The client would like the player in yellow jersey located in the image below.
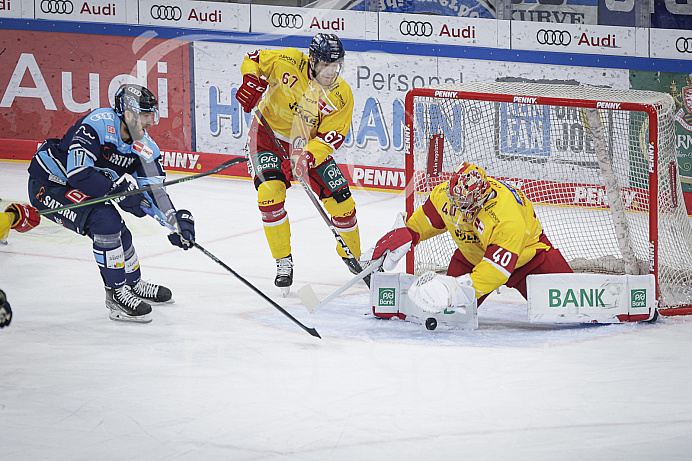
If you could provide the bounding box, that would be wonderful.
[1,203,40,327]
[370,161,572,309]
[235,33,361,295]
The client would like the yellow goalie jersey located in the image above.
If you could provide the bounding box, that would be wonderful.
[406,178,550,297]
[0,212,11,240]
[241,47,354,165]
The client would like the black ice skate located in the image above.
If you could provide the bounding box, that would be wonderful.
[130,279,173,303]
[342,257,373,288]
[275,254,293,297]
[105,285,153,323]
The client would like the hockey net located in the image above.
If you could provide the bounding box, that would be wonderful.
[404,82,692,316]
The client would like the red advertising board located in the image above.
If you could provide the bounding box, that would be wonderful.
[0,29,191,151]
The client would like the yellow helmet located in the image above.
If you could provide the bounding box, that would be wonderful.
[447,162,492,223]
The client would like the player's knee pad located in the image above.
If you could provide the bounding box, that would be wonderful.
[258,180,287,207]
[322,195,355,219]
[258,181,288,227]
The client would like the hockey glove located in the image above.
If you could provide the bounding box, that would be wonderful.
[0,289,11,328]
[167,209,195,250]
[235,74,267,113]
[371,226,419,271]
[291,148,314,179]
[5,203,40,233]
[108,174,147,217]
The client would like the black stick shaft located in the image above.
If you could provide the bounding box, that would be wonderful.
[141,206,321,339]
[38,156,246,216]
[192,242,321,339]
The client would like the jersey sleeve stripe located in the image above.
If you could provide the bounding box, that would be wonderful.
[422,197,446,229]
[481,257,513,278]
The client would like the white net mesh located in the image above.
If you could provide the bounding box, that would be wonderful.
[406,82,692,313]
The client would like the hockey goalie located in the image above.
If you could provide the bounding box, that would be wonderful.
[365,161,657,330]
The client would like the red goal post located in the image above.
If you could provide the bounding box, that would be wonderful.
[404,82,692,316]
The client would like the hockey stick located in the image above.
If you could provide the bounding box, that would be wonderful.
[298,257,383,314]
[142,206,321,339]
[254,112,363,273]
[38,156,246,216]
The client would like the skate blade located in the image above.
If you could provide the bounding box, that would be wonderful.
[108,310,153,324]
[280,286,290,297]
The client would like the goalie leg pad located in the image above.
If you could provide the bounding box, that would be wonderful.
[408,272,476,314]
[527,273,657,323]
[370,272,478,330]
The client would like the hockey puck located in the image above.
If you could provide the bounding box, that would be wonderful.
[425,317,437,330]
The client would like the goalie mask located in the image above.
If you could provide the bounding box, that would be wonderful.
[447,162,492,224]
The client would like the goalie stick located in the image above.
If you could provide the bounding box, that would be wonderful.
[298,257,383,314]
[38,156,247,216]
[141,206,321,339]
[254,112,364,275]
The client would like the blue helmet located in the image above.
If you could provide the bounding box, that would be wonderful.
[114,84,159,123]
[309,33,345,64]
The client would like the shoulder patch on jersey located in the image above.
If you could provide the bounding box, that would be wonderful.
[474,217,485,235]
[133,141,154,160]
[318,98,335,115]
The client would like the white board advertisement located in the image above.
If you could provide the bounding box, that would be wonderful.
[138,0,249,32]
[511,20,637,57]
[250,5,376,41]
[34,0,128,23]
[192,41,628,171]
[651,27,692,61]
[378,11,502,48]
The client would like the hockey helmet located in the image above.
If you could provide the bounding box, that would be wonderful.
[114,84,159,124]
[447,162,492,223]
[309,34,345,82]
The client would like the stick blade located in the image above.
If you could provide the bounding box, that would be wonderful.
[298,284,320,312]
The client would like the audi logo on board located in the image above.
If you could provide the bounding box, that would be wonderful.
[399,21,433,37]
[536,29,571,46]
[676,37,692,53]
[41,0,74,14]
[150,5,182,21]
[271,13,303,29]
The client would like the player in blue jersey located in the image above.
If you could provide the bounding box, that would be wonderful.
[27,84,195,323]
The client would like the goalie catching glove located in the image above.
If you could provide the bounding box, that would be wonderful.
[371,226,419,271]
[408,272,476,313]
[5,203,40,233]
[235,74,268,113]
[167,209,195,250]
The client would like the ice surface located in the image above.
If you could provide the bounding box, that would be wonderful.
[1,162,691,460]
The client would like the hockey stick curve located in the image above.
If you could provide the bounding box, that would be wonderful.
[142,206,321,339]
[298,257,383,314]
[38,156,247,216]
[254,112,363,273]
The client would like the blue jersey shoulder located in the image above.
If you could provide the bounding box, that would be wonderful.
[80,108,120,146]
